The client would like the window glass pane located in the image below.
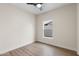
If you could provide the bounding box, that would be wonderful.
[43,20,53,37]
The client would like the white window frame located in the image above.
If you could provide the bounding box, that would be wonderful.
[43,20,53,39]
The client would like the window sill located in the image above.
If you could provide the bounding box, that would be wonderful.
[43,37,54,39]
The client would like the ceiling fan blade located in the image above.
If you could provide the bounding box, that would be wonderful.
[27,3,43,6]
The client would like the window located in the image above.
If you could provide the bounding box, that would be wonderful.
[43,20,53,38]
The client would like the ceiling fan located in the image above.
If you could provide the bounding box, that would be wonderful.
[27,3,43,11]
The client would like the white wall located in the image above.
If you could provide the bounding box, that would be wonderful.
[77,4,79,55]
[36,4,77,51]
[0,4,35,54]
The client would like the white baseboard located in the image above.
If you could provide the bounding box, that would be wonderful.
[37,40,76,52]
[0,41,34,55]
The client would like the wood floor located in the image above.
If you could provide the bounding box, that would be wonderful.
[0,42,77,56]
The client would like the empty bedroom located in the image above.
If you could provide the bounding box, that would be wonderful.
[0,3,79,56]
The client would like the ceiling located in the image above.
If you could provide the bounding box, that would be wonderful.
[11,3,70,15]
